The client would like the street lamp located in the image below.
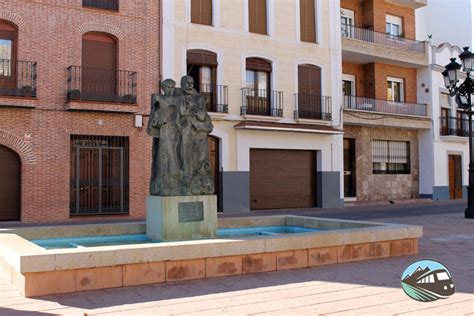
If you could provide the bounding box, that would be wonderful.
[443,47,474,218]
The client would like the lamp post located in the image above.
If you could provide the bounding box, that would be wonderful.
[442,47,474,218]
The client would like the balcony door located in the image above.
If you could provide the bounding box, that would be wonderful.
[340,8,354,38]
[187,49,217,112]
[245,57,271,115]
[387,77,404,103]
[0,20,16,94]
[82,32,117,101]
[298,64,321,119]
[342,73,355,108]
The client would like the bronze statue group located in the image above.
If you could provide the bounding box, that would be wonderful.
[147,76,215,196]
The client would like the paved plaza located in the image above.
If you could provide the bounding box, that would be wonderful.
[0,201,473,315]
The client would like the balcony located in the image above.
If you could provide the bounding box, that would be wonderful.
[67,66,137,104]
[293,93,332,121]
[0,59,37,98]
[241,88,283,117]
[83,0,119,11]
[343,95,427,116]
[341,23,428,67]
[199,84,228,113]
[440,116,469,137]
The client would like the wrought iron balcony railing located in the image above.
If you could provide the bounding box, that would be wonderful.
[67,66,137,104]
[341,23,426,54]
[83,0,119,11]
[294,93,332,120]
[440,116,469,137]
[343,95,427,117]
[199,84,228,113]
[0,59,37,97]
[241,88,283,117]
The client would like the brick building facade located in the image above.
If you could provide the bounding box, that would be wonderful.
[340,0,431,202]
[0,1,160,223]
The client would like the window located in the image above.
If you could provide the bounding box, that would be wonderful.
[83,0,119,11]
[387,77,404,102]
[249,0,267,35]
[437,272,450,281]
[70,135,129,215]
[440,108,450,135]
[191,0,212,25]
[0,20,16,86]
[457,110,469,135]
[82,32,117,101]
[340,8,354,38]
[440,92,450,107]
[297,64,323,118]
[187,49,217,111]
[342,74,355,108]
[372,140,410,174]
[244,57,272,115]
[300,0,316,43]
[386,14,402,39]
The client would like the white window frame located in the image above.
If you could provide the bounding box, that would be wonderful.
[244,0,273,36]
[439,91,452,109]
[387,76,404,103]
[386,14,402,37]
[342,74,355,96]
[185,0,220,27]
[295,0,321,44]
[340,8,355,38]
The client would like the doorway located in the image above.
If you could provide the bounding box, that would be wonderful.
[0,145,20,221]
[344,138,356,198]
[448,154,462,199]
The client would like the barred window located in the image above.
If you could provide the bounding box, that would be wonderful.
[70,135,129,216]
[372,140,410,174]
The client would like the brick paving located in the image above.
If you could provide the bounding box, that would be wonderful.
[1,201,473,315]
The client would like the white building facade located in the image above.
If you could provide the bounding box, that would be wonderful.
[419,43,469,200]
[162,0,344,213]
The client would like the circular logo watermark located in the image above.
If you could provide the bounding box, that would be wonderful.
[401,259,455,302]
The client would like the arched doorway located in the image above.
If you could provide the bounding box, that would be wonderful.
[0,145,20,220]
[208,136,221,211]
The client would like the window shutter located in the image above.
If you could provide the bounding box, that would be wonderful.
[300,0,316,42]
[187,49,218,67]
[246,57,272,72]
[191,0,212,25]
[249,0,267,35]
[82,33,116,70]
[191,0,200,24]
[298,64,321,95]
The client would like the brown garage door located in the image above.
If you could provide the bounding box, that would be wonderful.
[0,145,20,220]
[250,149,316,210]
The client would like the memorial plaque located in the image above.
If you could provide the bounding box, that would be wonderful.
[178,201,204,222]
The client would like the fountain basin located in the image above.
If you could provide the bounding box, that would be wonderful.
[0,215,422,297]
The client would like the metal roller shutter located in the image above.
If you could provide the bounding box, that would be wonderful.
[250,149,316,210]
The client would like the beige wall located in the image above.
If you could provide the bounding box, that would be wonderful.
[164,0,343,174]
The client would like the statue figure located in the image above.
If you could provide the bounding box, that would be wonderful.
[147,79,183,196]
[178,76,214,195]
[147,76,215,196]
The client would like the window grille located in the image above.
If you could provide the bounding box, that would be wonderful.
[372,140,410,174]
[70,135,129,215]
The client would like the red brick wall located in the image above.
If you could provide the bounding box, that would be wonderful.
[340,0,364,28]
[342,62,417,103]
[0,1,160,223]
[372,63,417,103]
[342,62,365,97]
[341,0,415,39]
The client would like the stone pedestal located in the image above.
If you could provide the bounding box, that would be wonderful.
[146,195,217,241]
